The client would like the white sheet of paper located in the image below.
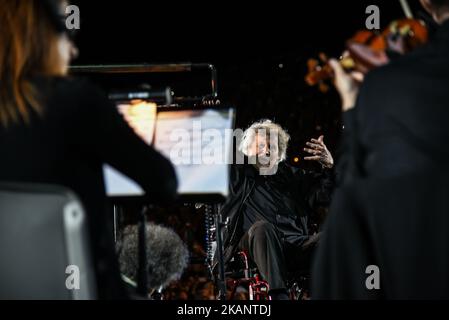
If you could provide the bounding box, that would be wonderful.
[104,107,234,197]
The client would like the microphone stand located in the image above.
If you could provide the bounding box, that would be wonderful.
[137,206,149,297]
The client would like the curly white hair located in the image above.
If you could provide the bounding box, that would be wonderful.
[238,119,291,163]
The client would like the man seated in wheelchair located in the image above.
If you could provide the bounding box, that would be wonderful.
[213,119,335,300]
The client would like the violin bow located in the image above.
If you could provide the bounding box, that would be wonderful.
[399,0,414,18]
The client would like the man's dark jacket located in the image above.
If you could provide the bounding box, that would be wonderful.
[213,161,334,272]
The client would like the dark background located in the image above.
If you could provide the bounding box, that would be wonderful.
[70,0,424,166]
[68,0,431,300]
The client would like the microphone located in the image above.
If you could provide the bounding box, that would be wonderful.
[118,223,189,291]
[109,87,174,105]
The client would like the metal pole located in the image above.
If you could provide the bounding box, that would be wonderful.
[214,205,227,300]
[137,206,148,297]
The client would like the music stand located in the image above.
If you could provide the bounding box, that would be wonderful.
[71,63,231,300]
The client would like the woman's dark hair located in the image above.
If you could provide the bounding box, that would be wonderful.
[0,0,65,127]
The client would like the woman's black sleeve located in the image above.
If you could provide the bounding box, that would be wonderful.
[88,84,178,202]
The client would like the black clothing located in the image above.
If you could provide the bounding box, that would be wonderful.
[239,221,286,289]
[314,171,449,299]
[0,77,178,299]
[213,162,334,283]
[238,220,317,291]
[242,166,307,237]
[312,20,449,299]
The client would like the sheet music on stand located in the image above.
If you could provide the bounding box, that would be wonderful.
[103,105,235,203]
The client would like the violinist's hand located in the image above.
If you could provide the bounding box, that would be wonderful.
[304,135,334,169]
[329,58,363,112]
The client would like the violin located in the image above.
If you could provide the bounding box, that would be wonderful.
[305,1,429,93]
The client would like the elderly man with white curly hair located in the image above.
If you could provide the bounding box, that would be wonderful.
[213,119,335,300]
